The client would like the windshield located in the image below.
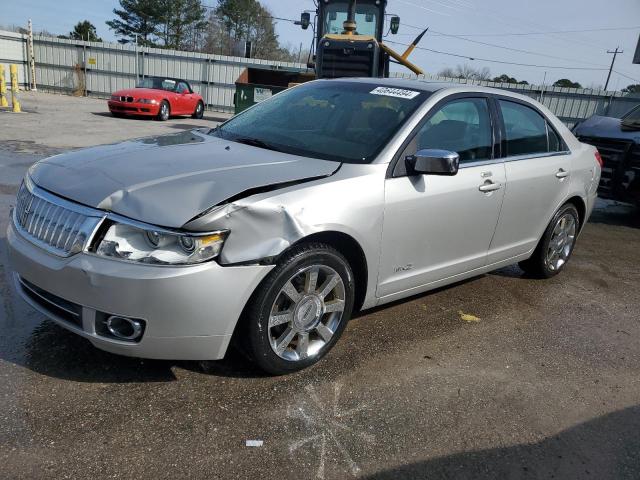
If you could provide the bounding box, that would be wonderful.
[136,77,179,92]
[213,81,427,163]
[323,2,380,37]
[622,105,640,122]
[622,105,640,130]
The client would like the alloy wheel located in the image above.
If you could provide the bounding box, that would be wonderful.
[545,213,577,271]
[268,265,346,362]
[160,103,169,120]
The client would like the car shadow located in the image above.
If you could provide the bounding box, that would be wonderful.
[90,111,228,123]
[352,274,486,320]
[90,111,153,120]
[363,405,640,479]
[6,317,266,383]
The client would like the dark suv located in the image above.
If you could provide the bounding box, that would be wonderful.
[574,105,640,205]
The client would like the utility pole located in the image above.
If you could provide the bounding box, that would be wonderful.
[604,47,623,91]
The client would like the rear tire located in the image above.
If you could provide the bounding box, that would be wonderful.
[192,101,204,119]
[157,100,170,121]
[519,203,579,278]
[242,243,355,375]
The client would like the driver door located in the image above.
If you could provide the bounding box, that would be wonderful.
[377,96,506,299]
[175,81,192,114]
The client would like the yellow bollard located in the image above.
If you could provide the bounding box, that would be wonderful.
[10,64,21,113]
[0,65,7,108]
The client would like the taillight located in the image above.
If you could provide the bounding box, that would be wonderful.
[594,150,603,168]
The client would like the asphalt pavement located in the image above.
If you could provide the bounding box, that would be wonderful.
[1,93,639,480]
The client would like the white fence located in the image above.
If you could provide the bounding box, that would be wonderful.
[0,31,28,88]
[1,29,639,120]
[0,29,307,112]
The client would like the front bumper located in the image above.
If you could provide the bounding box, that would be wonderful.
[108,100,160,116]
[7,221,273,360]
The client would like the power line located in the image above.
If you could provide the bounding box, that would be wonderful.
[400,24,613,69]
[396,0,622,51]
[397,22,640,80]
[384,39,609,71]
[200,4,298,24]
[447,26,640,37]
[613,70,639,83]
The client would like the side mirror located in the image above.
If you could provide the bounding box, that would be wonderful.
[390,16,400,34]
[298,12,311,30]
[406,149,459,176]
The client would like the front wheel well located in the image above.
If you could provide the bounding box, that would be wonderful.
[288,231,368,312]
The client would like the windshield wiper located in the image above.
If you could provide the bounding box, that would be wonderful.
[232,137,283,152]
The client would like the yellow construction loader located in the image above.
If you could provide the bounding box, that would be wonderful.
[234,0,426,113]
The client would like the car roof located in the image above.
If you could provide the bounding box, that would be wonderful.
[334,77,536,103]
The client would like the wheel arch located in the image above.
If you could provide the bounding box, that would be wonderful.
[565,195,587,230]
[285,231,369,313]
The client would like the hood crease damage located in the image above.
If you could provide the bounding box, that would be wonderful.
[28,130,342,228]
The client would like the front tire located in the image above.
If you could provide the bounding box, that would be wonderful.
[192,101,204,119]
[157,100,170,121]
[519,203,579,278]
[243,243,355,375]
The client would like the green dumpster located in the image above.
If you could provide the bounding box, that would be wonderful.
[234,67,315,115]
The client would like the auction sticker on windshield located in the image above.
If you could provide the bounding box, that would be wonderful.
[370,87,420,99]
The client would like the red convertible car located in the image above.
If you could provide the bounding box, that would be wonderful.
[108,77,204,121]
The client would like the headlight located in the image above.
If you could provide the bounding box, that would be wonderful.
[137,98,158,104]
[95,222,228,265]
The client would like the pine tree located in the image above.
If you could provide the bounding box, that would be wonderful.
[66,21,102,42]
[106,0,163,46]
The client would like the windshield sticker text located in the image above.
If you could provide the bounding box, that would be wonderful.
[370,87,420,99]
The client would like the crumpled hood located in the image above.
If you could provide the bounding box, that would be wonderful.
[29,130,340,228]
[574,115,640,141]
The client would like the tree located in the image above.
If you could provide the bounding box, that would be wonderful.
[155,0,207,50]
[106,0,162,46]
[64,20,102,42]
[622,84,640,94]
[553,78,582,89]
[438,64,491,81]
[107,0,207,49]
[492,74,528,85]
[204,0,290,60]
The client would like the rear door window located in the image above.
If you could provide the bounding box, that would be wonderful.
[499,100,549,156]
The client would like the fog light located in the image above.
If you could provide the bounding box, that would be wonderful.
[106,315,143,341]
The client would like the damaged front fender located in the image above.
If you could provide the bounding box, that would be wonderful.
[183,164,387,269]
[193,200,318,264]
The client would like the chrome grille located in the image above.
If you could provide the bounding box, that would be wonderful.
[14,181,104,257]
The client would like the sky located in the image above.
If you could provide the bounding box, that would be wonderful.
[3,0,640,89]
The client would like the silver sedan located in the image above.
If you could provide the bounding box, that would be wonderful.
[8,78,601,374]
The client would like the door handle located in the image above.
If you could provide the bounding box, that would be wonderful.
[478,181,502,193]
[555,168,569,179]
